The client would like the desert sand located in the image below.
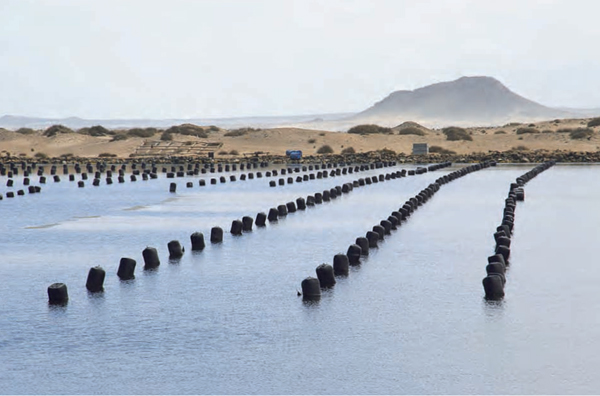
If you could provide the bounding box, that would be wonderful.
[0,118,599,160]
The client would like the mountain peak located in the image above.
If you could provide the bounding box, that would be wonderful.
[355,76,571,127]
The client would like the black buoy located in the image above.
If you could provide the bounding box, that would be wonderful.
[169,182,177,193]
[242,216,253,231]
[268,208,279,222]
[211,226,224,243]
[316,264,336,288]
[277,204,288,217]
[255,212,267,227]
[142,247,160,269]
[482,275,505,300]
[366,231,379,248]
[231,220,243,235]
[372,225,385,240]
[117,258,136,280]
[355,237,369,256]
[301,277,321,300]
[86,266,106,292]
[333,254,349,276]
[346,244,361,265]
[167,240,184,258]
[48,283,69,304]
[190,232,206,251]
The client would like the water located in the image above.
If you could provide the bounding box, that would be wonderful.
[0,163,597,394]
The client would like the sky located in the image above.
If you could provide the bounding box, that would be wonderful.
[1,0,600,119]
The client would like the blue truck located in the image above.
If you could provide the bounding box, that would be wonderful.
[285,150,302,160]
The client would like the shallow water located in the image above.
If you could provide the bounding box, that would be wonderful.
[0,163,597,394]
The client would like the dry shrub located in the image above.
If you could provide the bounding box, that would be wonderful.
[429,145,456,155]
[341,147,356,154]
[43,125,73,137]
[570,128,594,140]
[442,127,472,141]
[516,127,539,135]
[397,127,426,136]
[317,144,334,154]
[348,124,393,135]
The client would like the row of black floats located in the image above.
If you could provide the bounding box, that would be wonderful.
[482,160,556,300]
[300,162,502,301]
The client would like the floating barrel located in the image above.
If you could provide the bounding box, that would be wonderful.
[316,264,336,288]
[231,220,243,235]
[211,227,223,243]
[86,266,106,292]
[314,193,323,204]
[346,244,361,265]
[496,236,511,248]
[255,212,267,227]
[117,258,136,280]
[169,182,177,193]
[296,197,306,210]
[190,232,206,251]
[199,179,206,186]
[277,204,288,217]
[186,182,193,188]
[333,254,349,276]
[242,216,253,231]
[366,231,379,248]
[48,283,69,304]
[379,220,392,235]
[387,216,398,229]
[482,275,505,300]
[167,240,184,258]
[286,201,297,213]
[142,247,160,269]
[355,237,369,255]
[269,181,276,187]
[306,196,315,206]
[301,277,321,300]
[372,225,385,240]
[268,208,279,222]
[486,262,506,275]
[496,245,510,262]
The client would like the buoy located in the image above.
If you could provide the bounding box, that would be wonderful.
[231,220,243,235]
[316,264,336,288]
[355,237,369,256]
[333,254,349,276]
[366,231,379,248]
[255,212,267,227]
[482,275,505,300]
[301,277,321,300]
[86,266,106,292]
[190,232,206,251]
[142,247,160,269]
[211,226,224,243]
[268,208,279,222]
[117,258,136,280]
[346,244,361,265]
[48,283,69,304]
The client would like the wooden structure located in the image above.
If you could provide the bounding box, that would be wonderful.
[412,143,429,155]
[132,140,223,157]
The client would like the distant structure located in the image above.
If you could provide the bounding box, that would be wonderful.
[412,143,429,155]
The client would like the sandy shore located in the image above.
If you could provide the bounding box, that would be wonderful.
[0,118,599,160]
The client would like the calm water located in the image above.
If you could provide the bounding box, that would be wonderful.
[0,163,598,394]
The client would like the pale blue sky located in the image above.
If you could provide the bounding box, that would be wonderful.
[1,0,599,118]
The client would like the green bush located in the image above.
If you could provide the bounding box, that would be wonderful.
[442,127,472,141]
[43,125,73,137]
[494,130,507,135]
[587,118,600,127]
[110,134,128,142]
[127,128,157,138]
[229,149,239,155]
[208,125,220,132]
[542,130,553,134]
[160,131,173,141]
[341,147,356,154]
[165,124,208,138]
[570,128,594,140]
[15,127,36,135]
[557,128,573,133]
[307,138,316,144]
[34,152,48,159]
[428,145,456,155]
[397,127,426,136]
[224,128,255,137]
[78,125,112,136]
[316,144,334,154]
[347,124,393,135]
[98,152,117,158]
[516,127,539,134]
